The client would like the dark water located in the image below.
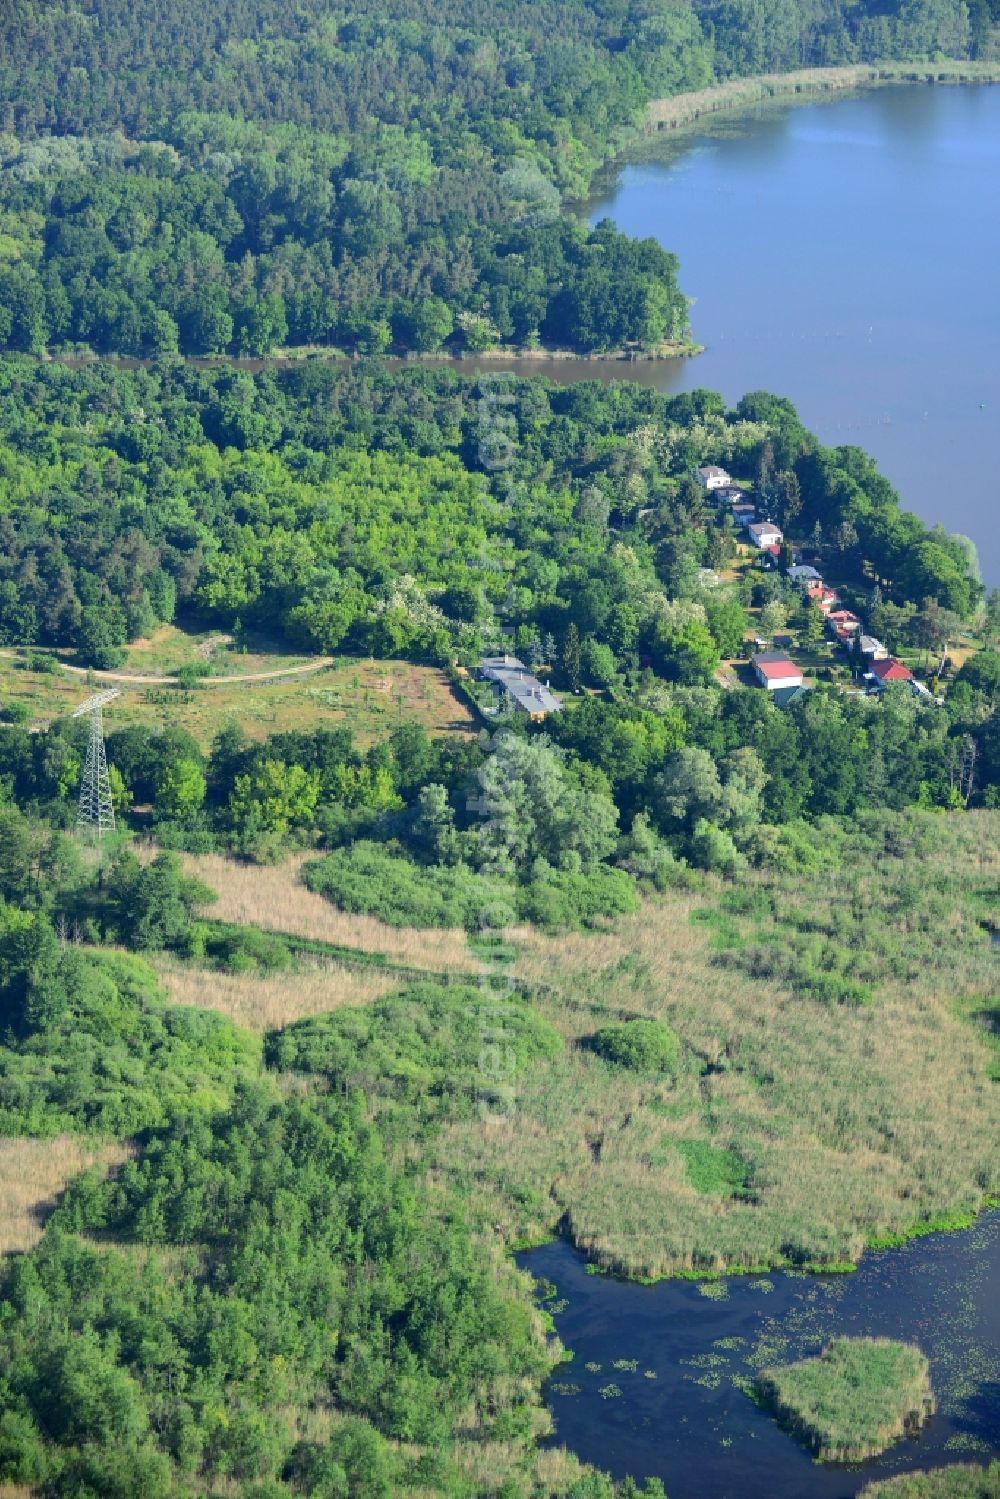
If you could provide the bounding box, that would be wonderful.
[585,82,1000,588]
[518,1211,1000,1498]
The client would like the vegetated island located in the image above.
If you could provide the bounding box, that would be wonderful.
[860,1460,1000,1497]
[755,1337,935,1462]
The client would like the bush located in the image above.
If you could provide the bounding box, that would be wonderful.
[302,843,502,930]
[207,926,293,974]
[0,949,259,1136]
[516,865,639,931]
[590,1018,680,1077]
[268,980,562,1123]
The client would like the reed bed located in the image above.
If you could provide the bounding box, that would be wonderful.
[432,813,1000,1279]
[179,851,482,973]
[859,1462,1000,1497]
[756,1337,935,1462]
[0,1136,132,1255]
[152,957,400,1032]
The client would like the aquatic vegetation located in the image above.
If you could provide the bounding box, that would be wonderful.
[697,1280,729,1300]
[756,1337,935,1462]
[598,1383,623,1399]
[612,1358,639,1371]
[584,1362,603,1374]
[859,1460,1000,1496]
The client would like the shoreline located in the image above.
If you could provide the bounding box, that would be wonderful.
[37,336,704,371]
[641,59,1000,137]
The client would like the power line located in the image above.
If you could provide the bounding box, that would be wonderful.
[70,689,120,839]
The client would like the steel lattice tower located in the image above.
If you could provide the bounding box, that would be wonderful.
[71,689,120,839]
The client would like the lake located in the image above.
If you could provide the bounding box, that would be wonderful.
[518,1210,1000,1498]
[586,81,1000,588]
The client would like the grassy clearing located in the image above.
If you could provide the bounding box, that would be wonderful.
[756,1337,934,1462]
[0,648,474,748]
[0,1136,132,1254]
[179,852,483,974]
[427,812,1000,1278]
[151,956,401,1032]
[860,1462,1000,1497]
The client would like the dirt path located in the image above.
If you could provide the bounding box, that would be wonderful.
[1,650,334,687]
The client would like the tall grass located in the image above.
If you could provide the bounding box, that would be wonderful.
[430,812,1000,1278]
[179,852,482,973]
[859,1461,1000,1497]
[756,1337,934,1462]
[151,957,400,1032]
[0,1137,132,1254]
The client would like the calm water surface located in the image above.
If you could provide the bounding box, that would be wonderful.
[518,1211,1000,1498]
[586,83,1000,586]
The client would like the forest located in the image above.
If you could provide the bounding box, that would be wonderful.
[0,0,993,356]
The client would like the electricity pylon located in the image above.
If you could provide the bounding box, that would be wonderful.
[71,689,120,839]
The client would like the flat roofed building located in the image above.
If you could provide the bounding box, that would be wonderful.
[751,652,804,691]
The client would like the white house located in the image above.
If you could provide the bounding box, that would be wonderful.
[695,465,732,491]
[747,521,783,550]
[751,653,804,691]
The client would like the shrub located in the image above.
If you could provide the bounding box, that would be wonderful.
[302,843,503,930]
[268,980,562,1124]
[516,865,639,931]
[590,1018,680,1077]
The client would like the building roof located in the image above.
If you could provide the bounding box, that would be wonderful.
[870,656,913,683]
[770,683,811,709]
[752,652,802,681]
[697,465,730,479]
[827,609,860,625]
[787,564,823,583]
[479,655,562,714]
[858,635,885,654]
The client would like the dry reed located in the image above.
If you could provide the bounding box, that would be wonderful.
[431,813,1000,1279]
[0,1136,133,1255]
[180,851,482,974]
[152,956,399,1032]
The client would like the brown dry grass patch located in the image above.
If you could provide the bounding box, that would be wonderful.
[152,956,400,1032]
[0,1136,133,1255]
[181,851,482,974]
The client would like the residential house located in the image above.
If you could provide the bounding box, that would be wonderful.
[747,521,783,550]
[478,655,562,721]
[786,564,823,586]
[827,609,861,634]
[868,657,913,689]
[751,652,804,691]
[857,635,888,660]
[695,465,732,491]
[716,485,746,505]
[805,581,841,614]
[732,503,757,527]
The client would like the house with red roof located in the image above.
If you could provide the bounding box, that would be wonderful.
[751,652,804,691]
[869,657,913,688]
